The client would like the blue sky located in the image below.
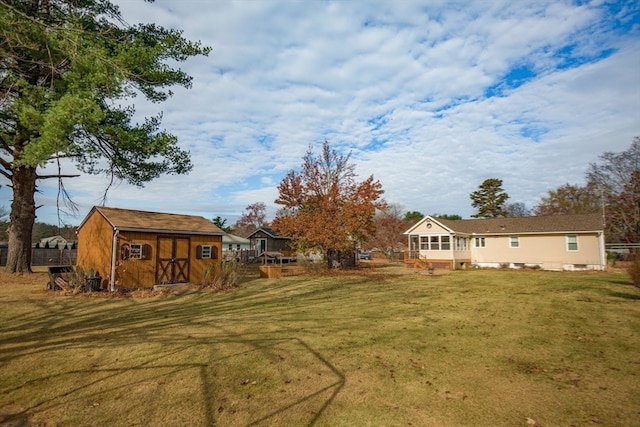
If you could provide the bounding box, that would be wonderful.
[2,0,639,226]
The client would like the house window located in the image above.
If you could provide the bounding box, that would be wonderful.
[420,236,429,250]
[474,237,486,248]
[228,244,233,250]
[441,236,451,250]
[236,244,241,250]
[430,236,440,250]
[418,235,451,250]
[509,236,519,248]
[567,235,578,251]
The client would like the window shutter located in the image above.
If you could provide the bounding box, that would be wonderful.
[142,244,152,260]
[212,246,219,260]
[196,245,203,259]
[121,244,130,260]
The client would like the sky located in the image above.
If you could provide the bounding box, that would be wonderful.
[2,0,639,227]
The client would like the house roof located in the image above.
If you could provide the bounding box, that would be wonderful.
[80,206,224,235]
[245,227,291,240]
[407,213,604,235]
[222,233,250,244]
[40,235,68,243]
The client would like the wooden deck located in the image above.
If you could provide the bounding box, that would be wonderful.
[404,252,453,270]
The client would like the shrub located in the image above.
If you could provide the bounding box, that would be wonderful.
[627,254,640,289]
[202,260,239,291]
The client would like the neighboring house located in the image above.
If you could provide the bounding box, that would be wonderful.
[404,213,605,271]
[76,206,224,290]
[222,233,251,252]
[222,233,251,261]
[39,235,72,249]
[246,227,293,256]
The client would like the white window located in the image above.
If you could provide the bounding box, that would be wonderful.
[441,236,451,250]
[129,243,143,259]
[121,243,150,260]
[228,244,233,250]
[420,236,429,250]
[430,236,440,250]
[567,235,578,251]
[509,236,519,248]
[201,245,213,259]
[474,237,486,248]
[419,235,451,250]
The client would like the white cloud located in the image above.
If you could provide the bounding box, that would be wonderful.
[13,0,638,225]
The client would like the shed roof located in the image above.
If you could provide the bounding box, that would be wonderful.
[246,227,291,240]
[81,206,224,235]
[407,213,604,235]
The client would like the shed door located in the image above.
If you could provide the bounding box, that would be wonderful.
[256,238,267,253]
[157,236,190,284]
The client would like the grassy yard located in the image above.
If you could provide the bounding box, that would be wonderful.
[0,267,638,427]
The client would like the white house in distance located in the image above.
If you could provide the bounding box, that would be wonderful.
[404,213,606,271]
[222,233,250,252]
[38,235,73,249]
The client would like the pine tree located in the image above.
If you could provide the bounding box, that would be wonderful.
[0,0,210,272]
[470,178,509,218]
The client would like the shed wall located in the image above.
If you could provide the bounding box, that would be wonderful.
[76,212,113,289]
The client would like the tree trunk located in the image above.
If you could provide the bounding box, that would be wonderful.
[325,248,356,269]
[5,165,37,273]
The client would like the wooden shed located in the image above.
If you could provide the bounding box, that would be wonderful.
[76,206,224,290]
[246,227,294,257]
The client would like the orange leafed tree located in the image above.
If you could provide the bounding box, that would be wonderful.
[273,141,386,268]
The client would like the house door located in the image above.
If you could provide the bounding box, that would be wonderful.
[157,236,190,284]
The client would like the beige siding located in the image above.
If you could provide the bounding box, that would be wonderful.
[471,233,603,269]
[405,215,604,271]
[410,219,450,234]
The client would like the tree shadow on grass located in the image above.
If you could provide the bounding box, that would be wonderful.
[607,290,640,300]
[0,279,367,426]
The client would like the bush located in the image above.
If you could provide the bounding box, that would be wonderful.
[202,260,239,291]
[627,254,640,289]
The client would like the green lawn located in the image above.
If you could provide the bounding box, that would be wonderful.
[0,268,639,426]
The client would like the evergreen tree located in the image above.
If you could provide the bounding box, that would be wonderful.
[470,178,509,218]
[0,0,210,272]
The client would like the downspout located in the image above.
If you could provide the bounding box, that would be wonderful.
[110,228,119,292]
[451,233,456,270]
[598,231,605,271]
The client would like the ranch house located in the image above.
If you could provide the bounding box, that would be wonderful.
[404,213,606,271]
